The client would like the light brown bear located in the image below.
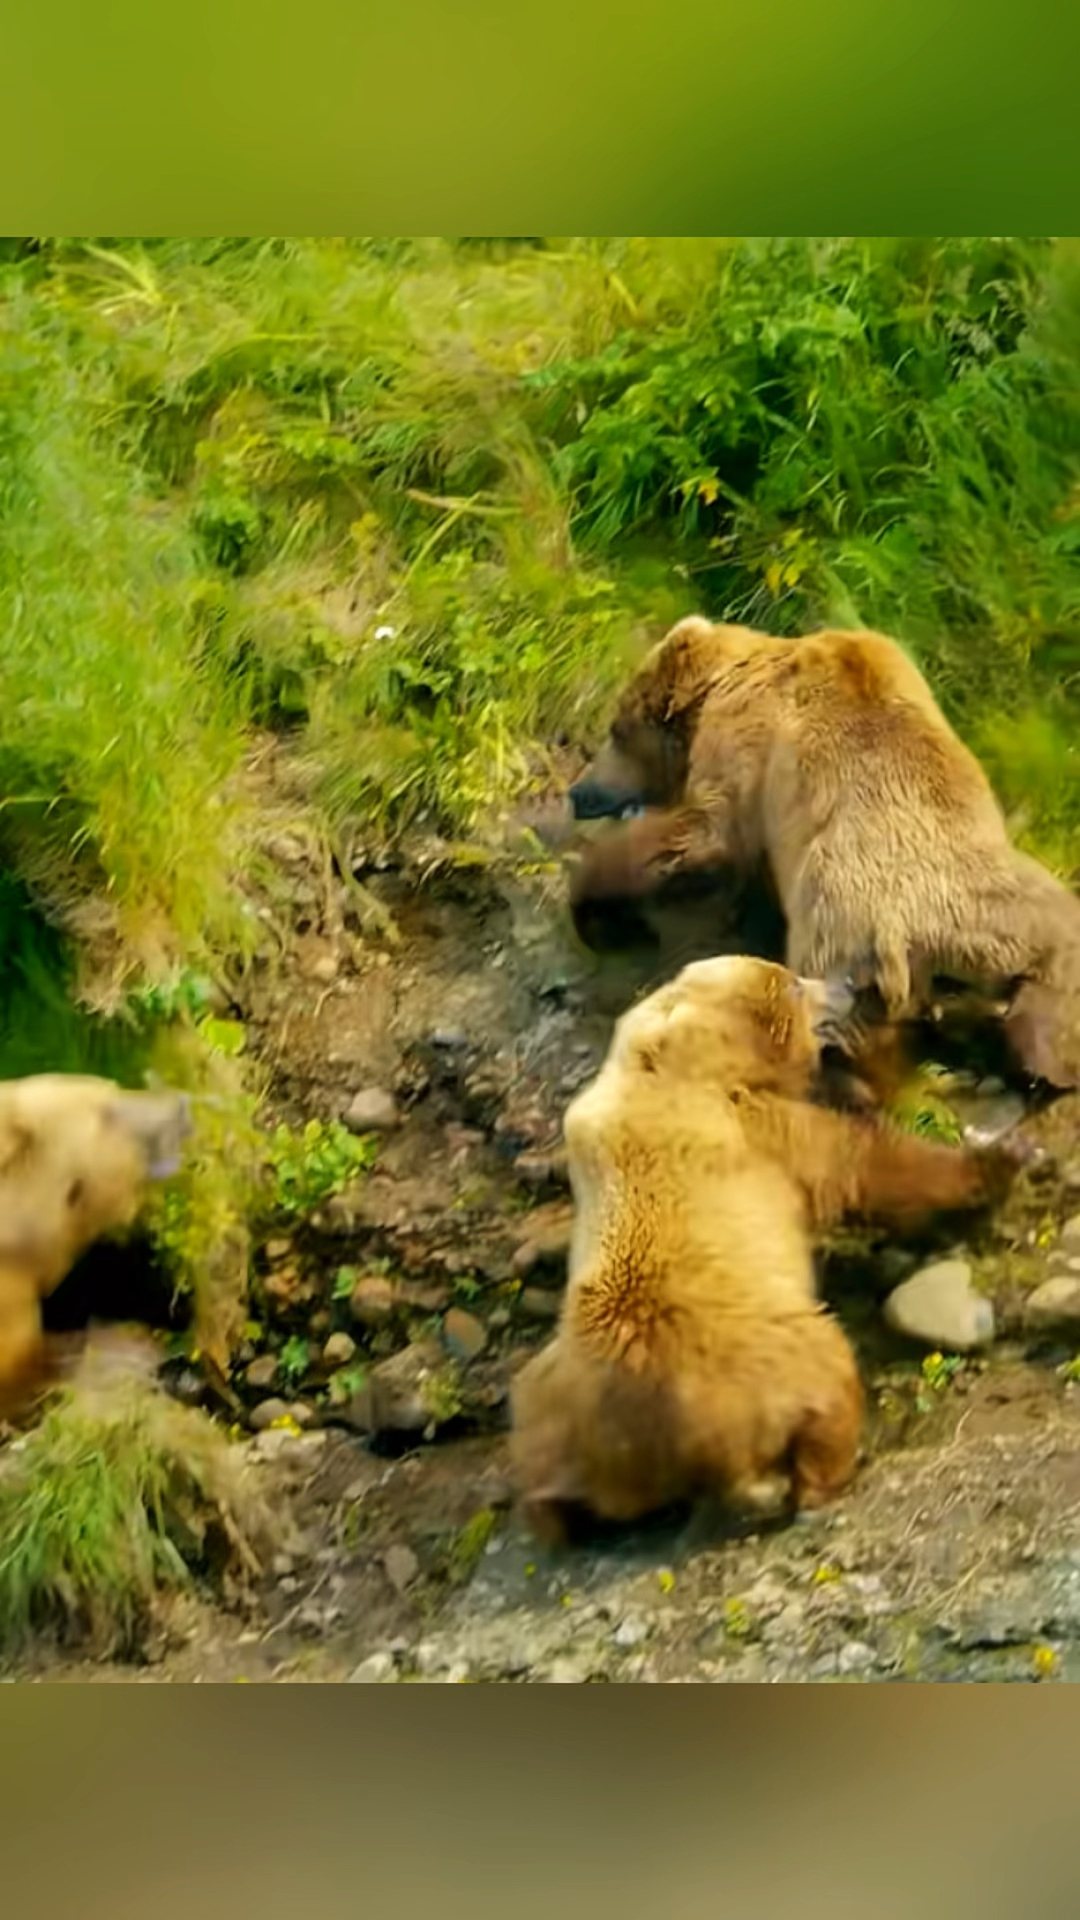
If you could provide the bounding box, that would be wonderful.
[0,1074,191,1417]
[568,618,1080,1090]
[510,955,1027,1542]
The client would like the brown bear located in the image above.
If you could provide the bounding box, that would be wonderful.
[0,1074,191,1418]
[510,955,1027,1542]
[568,617,1080,1090]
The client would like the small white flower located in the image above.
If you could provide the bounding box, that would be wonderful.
[374,624,396,640]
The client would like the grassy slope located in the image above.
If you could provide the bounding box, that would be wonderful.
[3,235,1080,965]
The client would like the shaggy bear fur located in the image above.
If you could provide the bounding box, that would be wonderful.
[0,1075,190,1417]
[510,956,1028,1542]
[568,618,1080,1090]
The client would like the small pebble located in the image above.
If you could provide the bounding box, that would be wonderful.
[322,1331,358,1368]
[344,1087,400,1133]
[250,1397,291,1431]
[349,1651,396,1684]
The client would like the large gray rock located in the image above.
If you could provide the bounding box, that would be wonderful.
[883,1259,995,1352]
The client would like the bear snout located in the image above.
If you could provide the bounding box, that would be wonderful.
[568,775,638,821]
[805,974,857,1039]
[109,1089,192,1180]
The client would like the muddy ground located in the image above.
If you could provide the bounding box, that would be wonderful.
[11,740,1080,1684]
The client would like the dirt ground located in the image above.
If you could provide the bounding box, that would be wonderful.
[10,741,1080,1685]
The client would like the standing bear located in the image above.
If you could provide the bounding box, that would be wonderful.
[568,617,1080,1091]
[510,955,1028,1542]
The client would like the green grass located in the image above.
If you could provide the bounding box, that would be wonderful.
[0,1367,271,1656]
[7,235,1080,884]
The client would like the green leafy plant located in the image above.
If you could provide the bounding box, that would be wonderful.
[331,1264,358,1301]
[326,1362,368,1405]
[265,1119,378,1219]
[915,1350,965,1413]
[278,1336,311,1390]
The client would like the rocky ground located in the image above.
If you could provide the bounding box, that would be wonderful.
[11,740,1080,1684]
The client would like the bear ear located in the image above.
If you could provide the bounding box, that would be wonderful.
[0,1111,32,1176]
[1005,991,1080,1093]
[658,620,724,720]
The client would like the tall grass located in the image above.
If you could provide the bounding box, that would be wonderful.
[4,234,1080,953]
[0,1359,272,1655]
[0,274,249,979]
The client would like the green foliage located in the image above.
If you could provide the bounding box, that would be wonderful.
[140,1017,265,1370]
[0,1375,268,1655]
[6,235,1080,873]
[0,272,249,961]
[0,870,152,1083]
[444,1506,498,1585]
[888,1066,964,1145]
[915,1351,966,1414]
[277,1335,311,1389]
[331,1264,358,1301]
[265,1118,377,1219]
[326,1362,368,1405]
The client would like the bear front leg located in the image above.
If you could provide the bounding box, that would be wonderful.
[817,1108,1026,1232]
[0,1280,48,1425]
[741,1097,1027,1235]
[569,802,742,912]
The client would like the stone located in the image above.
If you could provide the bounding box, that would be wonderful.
[287,1401,316,1428]
[322,1331,358,1368]
[511,1210,574,1281]
[613,1616,649,1649]
[383,1544,420,1593]
[264,1238,292,1263]
[244,1351,279,1393]
[397,1281,452,1314]
[368,1340,457,1436]
[250,1397,292,1431]
[1061,1215,1080,1249]
[349,1651,396,1684]
[250,1428,328,1463]
[959,1091,1026,1149]
[520,1288,561,1323]
[513,1149,570,1191]
[443,1308,487,1361]
[1024,1276,1080,1332]
[546,1657,590,1684]
[836,1640,877,1675]
[487,1308,511,1334]
[883,1259,995,1352]
[335,1384,374,1433]
[349,1275,397,1330]
[344,1087,400,1133]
